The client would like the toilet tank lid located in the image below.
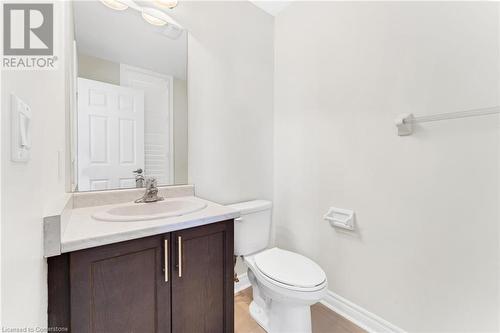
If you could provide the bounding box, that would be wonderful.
[227,200,272,215]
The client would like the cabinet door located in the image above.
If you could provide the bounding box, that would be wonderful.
[70,235,171,333]
[171,220,234,333]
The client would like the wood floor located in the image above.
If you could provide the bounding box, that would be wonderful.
[235,288,366,333]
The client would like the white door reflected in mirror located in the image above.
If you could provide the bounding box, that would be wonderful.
[77,78,145,191]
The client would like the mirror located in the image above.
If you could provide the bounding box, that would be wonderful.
[71,1,187,192]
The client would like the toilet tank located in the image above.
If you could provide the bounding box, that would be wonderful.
[228,200,272,256]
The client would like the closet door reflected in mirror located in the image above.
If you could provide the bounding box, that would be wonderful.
[71,0,188,192]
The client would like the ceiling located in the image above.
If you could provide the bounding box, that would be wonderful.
[249,1,292,16]
[73,1,187,80]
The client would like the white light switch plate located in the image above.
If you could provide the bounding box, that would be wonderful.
[11,94,32,162]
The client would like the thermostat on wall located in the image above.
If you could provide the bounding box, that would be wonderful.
[11,94,32,162]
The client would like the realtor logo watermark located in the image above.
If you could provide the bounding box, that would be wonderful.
[3,3,57,69]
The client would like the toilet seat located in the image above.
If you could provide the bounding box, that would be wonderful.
[254,248,326,290]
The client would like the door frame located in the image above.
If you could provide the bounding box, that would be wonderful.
[120,64,175,184]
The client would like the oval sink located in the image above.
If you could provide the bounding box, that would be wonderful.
[92,200,208,222]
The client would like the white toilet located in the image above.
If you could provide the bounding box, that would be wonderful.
[229,200,328,333]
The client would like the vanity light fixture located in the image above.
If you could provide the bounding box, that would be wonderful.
[154,0,178,9]
[141,7,168,26]
[99,0,183,32]
[100,0,128,11]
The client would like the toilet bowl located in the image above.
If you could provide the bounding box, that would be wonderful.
[244,247,328,333]
[229,200,328,333]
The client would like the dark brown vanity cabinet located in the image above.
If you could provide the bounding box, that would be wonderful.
[48,220,234,333]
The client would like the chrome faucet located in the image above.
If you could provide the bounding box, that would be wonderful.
[135,177,164,203]
[133,168,145,188]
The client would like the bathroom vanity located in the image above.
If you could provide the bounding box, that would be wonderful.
[46,190,239,333]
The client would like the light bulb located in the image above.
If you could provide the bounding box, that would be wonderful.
[100,0,128,11]
[154,0,178,9]
[142,10,168,26]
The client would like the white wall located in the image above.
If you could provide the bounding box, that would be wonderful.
[497,6,500,326]
[498,5,500,329]
[171,1,274,205]
[274,2,499,332]
[1,1,72,327]
[77,53,120,85]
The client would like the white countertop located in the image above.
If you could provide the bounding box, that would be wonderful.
[61,196,239,253]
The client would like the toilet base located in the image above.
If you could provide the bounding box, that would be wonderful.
[249,297,313,333]
[248,270,313,333]
[249,300,270,331]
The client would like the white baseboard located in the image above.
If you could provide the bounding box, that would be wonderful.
[321,290,405,333]
[233,275,404,333]
[234,272,251,293]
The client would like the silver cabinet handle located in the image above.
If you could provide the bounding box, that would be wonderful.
[164,239,168,282]
[178,236,182,278]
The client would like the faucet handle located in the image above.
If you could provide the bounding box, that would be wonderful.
[145,177,157,189]
[133,168,143,175]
